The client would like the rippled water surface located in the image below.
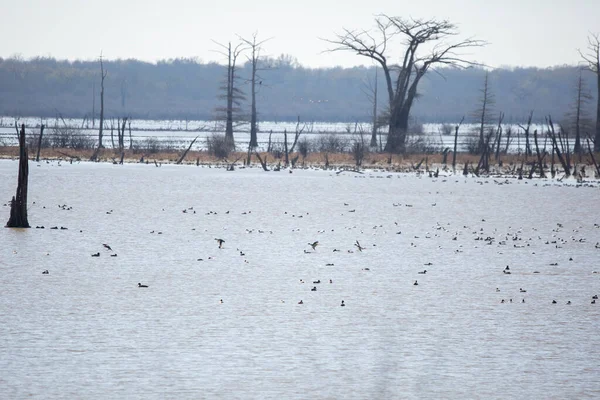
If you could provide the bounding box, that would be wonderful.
[1,160,600,399]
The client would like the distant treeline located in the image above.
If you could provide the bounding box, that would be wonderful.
[0,55,596,124]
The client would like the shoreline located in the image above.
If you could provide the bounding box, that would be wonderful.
[1,146,599,180]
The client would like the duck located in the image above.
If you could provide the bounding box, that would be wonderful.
[91,252,100,257]
[42,270,49,274]
[520,288,527,293]
[552,300,557,304]
[522,299,525,303]
[215,238,225,248]
[341,300,345,307]
[354,240,365,252]
[298,300,304,304]
[418,270,427,274]
[413,280,418,286]
[220,299,223,304]
[496,288,500,292]
[313,280,321,284]
[592,299,596,304]
[311,287,317,291]
[593,295,598,300]
[566,301,571,305]
[308,241,319,250]
[138,283,148,288]
[501,299,505,303]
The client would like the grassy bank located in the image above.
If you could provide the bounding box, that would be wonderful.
[0,146,598,178]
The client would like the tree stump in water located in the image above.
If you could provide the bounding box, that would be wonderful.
[6,124,30,228]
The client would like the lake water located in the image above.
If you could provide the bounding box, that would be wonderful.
[0,116,550,153]
[1,160,600,399]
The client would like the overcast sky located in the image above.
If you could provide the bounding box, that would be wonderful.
[1,0,598,68]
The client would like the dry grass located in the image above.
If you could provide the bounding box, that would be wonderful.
[0,146,598,176]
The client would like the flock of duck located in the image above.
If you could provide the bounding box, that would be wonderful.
[26,171,599,311]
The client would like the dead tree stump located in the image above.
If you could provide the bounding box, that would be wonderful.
[6,124,30,228]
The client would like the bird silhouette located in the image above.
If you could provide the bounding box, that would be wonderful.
[138,283,148,288]
[308,241,319,250]
[103,244,112,251]
[215,238,225,248]
[354,240,365,252]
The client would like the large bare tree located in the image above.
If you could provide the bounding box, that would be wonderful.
[98,53,107,149]
[213,41,247,147]
[568,68,592,157]
[327,15,485,153]
[472,71,495,154]
[239,33,271,149]
[578,33,600,151]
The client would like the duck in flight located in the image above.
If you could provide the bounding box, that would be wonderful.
[215,238,225,248]
[354,240,365,252]
[103,244,112,251]
[308,241,319,250]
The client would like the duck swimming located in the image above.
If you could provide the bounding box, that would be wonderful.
[341,300,345,307]
[138,283,148,288]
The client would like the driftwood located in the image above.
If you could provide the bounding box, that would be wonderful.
[336,168,364,175]
[412,158,425,170]
[176,136,199,164]
[255,152,269,171]
[226,155,243,171]
[6,124,30,228]
[546,116,571,177]
[587,138,600,177]
[56,151,81,161]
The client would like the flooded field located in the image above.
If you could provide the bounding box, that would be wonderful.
[1,160,599,399]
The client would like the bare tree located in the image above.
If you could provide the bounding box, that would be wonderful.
[568,68,593,158]
[472,71,495,154]
[518,111,534,158]
[579,33,600,151]
[360,66,379,147]
[98,53,107,149]
[6,124,30,228]
[35,124,45,162]
[92,81,96,128]
[493,112,505,162]
[326,16,485,153]
[239,33,271,150]
[213,41,247,147]
[452,116,465,172]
